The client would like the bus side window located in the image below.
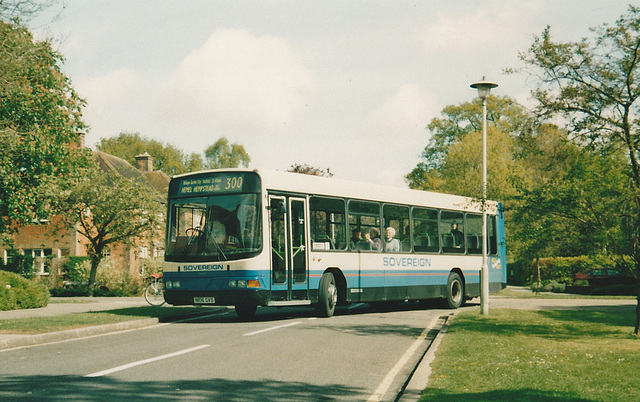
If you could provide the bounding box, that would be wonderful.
[440,211,465,254]
[383,204,409,253]
[348,200,381,252]
[310,197,346,251]
[489,215,498,255]
[412,208,439,253]
[466,214,482,255]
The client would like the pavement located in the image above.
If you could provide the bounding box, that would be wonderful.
[1,288,637,401]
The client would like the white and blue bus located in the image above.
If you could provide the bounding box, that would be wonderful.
[162,169,506,319]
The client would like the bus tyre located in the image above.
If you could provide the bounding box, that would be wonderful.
[317,272,337,318]
[446,272,464,309]
[235,303,257,320]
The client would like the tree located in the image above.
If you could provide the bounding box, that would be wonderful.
[204,137,250,169]
[407,97,531,201]
[53,166,163,295]
[0,0,57,22]
[0,19,90,239]
[516,5,640,335]
[407,96,628,284]
[412,96,532,175]
[288,163,333,177]
[97,132,201,176]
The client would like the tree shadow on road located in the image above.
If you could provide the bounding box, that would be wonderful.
[0,375,366,401]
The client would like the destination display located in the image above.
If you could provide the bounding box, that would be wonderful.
[170,172,261,197]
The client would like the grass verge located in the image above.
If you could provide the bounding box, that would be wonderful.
[0,306,220,334]
[421,308,639,401]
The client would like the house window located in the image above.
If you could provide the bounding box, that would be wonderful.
[139,246,149,259]
[23,249,53,275]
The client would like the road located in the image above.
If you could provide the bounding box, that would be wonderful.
[0,302,454,401]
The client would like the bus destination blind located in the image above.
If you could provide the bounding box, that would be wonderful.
[178,175,244,195]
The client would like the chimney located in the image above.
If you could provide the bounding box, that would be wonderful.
[135,152,153,172]
[71,132,86,149]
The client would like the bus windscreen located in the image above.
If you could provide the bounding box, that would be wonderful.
[166,172,262,262]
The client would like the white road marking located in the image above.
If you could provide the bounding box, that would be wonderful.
[85,344,210,377]
[367,315,440,401]
[243,321,301,336]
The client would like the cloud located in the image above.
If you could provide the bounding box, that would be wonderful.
[154,28,316,135]
[75,68,140,106]
[341,85,437,187]
[363,84,438,137]
[72,68,141,142]
[419,3,536,54]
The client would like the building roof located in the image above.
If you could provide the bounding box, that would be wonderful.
[93,151,170,195]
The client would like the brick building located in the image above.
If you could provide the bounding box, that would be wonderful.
[0,149,169,283]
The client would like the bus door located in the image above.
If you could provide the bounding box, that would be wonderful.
[269,196,309,303]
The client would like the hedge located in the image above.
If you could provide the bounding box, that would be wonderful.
[0,270,50,311]
[509,255,631,286]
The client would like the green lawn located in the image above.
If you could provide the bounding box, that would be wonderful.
[421,308,639,401]
[0,306,219,334]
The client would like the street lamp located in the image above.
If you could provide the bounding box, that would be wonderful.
[470,77,498,315]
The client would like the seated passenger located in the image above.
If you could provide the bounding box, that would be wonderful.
[384,227,400,252]
[350,229,367,250]
[450,223,464,248]
[364,228,382,251]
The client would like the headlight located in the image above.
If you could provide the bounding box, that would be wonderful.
[237,280,247,288]
[228,280,237,288]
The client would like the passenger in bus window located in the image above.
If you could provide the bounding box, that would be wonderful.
[350,229,366,250]
[364,228,382,251]
[450,223,464,248]
[384,227,400,252]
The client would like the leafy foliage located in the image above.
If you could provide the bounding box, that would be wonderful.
[288,163,333,177]
[0,19,91,238]
[97,132,202,176]
[97,132,251,175]
[204,137,250,169]
[515,5,640,334]
[1,253,35,279]
[53,166,164,295]
[0,270,49,311]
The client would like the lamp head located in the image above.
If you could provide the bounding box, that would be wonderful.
[470,77,498,99]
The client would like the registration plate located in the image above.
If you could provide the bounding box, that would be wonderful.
[194,297,216,304]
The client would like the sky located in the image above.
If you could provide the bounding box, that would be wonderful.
[29,0,635,187]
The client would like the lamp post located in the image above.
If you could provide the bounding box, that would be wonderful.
[470,77,498,315]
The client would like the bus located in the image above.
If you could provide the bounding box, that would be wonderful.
[162,169,507,319]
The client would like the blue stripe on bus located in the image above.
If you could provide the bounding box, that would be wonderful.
[165,268,483,292]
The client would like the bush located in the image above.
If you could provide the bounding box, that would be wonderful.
[50,257,144,297]
[94,258,143,297]
[604,284,636,296]
[572,279,590,287]
[530,280,565,293]
[140,256,163,277]
[0,270,49,311]
[63,257,91,283]
[512,255,629,287]
[2,254,36,279]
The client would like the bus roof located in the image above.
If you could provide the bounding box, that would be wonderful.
[171,168,500,214]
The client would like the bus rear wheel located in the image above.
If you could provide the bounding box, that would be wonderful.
[316,272,337,318]
[446,272,464,309]
[235,303,257,320]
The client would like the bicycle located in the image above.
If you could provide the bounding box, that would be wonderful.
[144,272,165,306]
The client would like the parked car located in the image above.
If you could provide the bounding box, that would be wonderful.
[573,268,634,287]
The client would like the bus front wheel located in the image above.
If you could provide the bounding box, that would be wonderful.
[316,272,337,317]
[445,272,464,309]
